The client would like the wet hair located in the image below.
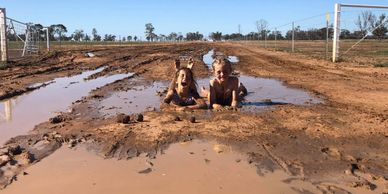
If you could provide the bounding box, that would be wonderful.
[168,67,198,92]
[212,56,232,73]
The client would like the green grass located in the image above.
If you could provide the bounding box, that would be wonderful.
[376,49,388,55]
[374,62,388,67]
[0,62,9,70]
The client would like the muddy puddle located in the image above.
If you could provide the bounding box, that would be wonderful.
[94,50,319,117]
[0,68,132,145]
[2,140,322,194]
[97,78,168,117]
[197,76,320,112]
[96,75,319,117]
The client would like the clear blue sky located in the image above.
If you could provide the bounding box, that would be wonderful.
[2,0,388,38]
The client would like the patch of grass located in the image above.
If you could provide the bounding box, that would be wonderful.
[0,62,9,70]
[377,50,388,56]
[374,62,388,67]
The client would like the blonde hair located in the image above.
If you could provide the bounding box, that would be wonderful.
[212,56,232,72]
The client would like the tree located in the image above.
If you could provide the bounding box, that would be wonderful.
[72,29,85,41]
[268,31,284,40]
[49,24,67,42]
[177,32,184,42]
[340,29,352,39]
[145,23,156,42]
[209,31,222,41]
[255,19,268,40]
[103,34,116,41]
[92,28,101,41]
[84,34,91,41]
[168,32,178,41]
[158,34,166,41]
[185,31,203,41]
[356,11,373,38]
[31,24,45,41]
[370,14,388,40]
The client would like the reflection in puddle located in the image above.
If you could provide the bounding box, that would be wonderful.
[1,140,320,194]
[0,68,132,145]
[202,49,239,68]
[203,49,215,67]
[227,56,239,63]
[0,100,12,122]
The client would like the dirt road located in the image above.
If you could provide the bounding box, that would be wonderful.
[0,42,387,193]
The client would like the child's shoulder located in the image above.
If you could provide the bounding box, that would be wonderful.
[229,76,239,85]
[209,78,217,86]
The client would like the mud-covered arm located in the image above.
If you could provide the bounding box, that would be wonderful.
[163,89,174,104]
[231,89,238,108]
[231,78,240,108]
[209,83,222,109]
[180,90,207,110]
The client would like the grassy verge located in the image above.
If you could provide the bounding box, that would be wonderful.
[374,62,388,67]
[0,62,9,70]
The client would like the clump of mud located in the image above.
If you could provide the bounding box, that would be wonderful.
[116,114,131,124]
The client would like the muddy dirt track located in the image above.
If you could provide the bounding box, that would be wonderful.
[0,42,387,193]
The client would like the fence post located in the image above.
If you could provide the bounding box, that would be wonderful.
[46,27,50,52]
[0,8,8,62]
[292,22,295,52]
[332,4,341,62]
[326,13,330,61]
[275,28,277,50]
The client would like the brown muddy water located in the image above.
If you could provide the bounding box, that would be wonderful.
[97,78,167,117]
[0,67,132,145]
[2,140,322,194]
[0,57,323,193]
[97,75,320,117]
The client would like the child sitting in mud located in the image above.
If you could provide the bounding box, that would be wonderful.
[202,57,247,110]
[163,58,207,111]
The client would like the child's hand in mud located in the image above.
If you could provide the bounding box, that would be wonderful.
[160,101,174,111]
[176,106,190,112]
[231,101,238,108]
[212,104,223,110]
[223,106,238,111]
[213,105,239,111]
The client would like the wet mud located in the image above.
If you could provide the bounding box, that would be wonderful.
[0,42,387,193]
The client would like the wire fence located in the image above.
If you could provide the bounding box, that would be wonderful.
[1,7,387,66]
[0,8,49,62]
[5,17,48,60]
[245,8,388,65]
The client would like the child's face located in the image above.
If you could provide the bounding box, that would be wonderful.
[213,63,231,82]
[176,69,192,89]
